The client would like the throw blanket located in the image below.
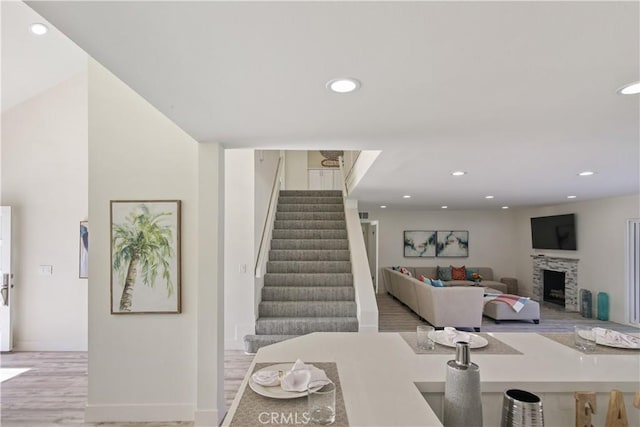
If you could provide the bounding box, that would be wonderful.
[484,293,529,313]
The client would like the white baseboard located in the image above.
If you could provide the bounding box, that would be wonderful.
[16,340,87,351]
[85,403,194,422]
[195,409,224,426]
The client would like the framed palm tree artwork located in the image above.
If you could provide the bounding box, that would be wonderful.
[110,200,181,314]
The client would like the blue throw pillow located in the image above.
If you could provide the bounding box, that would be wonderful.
[431,279,445,287]
[419,275,432,286]
[437,266,452,281]
[392,266,401,271]
[466,268,479,280]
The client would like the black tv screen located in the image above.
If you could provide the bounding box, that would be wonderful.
[530,214,577,250]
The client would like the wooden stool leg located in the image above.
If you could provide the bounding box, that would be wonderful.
[605,390,629,427]
[633,390,640,409]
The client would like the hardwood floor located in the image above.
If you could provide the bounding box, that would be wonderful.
[1,294,637,426]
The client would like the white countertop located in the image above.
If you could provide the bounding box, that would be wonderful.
[223,332,640,427]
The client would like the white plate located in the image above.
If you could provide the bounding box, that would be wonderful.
[428,330,488,349]
[248,363,322,399]
[594,332,640,350]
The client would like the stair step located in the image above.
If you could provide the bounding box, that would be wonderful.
[259,301,357,317]
[269,250,350,261]
[255,317,359,335]
[264,273,353,287]
[278,204,344,213]
[276,211,345,221]
[271,239,349,250]
[278,196,343,205]
[274,220,346,230]
[272,229,347,240]
[243,334,299,354]
[280,190,342,197]
[262,286,355,301]
[267,261,351,274]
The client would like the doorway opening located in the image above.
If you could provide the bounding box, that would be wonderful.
[360,220,379,293]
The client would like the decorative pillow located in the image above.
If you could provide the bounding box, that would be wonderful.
[466,268,479,280]
[451,265,467,280]
[392,266,401,271]
[419,275,432,286]
[436,266,452,281]
[431,279,445,287]
[399,267,412,277]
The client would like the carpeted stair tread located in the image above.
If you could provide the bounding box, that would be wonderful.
[278,196,343,205]
[277,204,344,212]
[262,286,355,301]
[276,212,345,221]
[259,301,357,317]
[243,335,299,354]
[255,317,359,335]
[272,229,347,239]
[271,239,349,250]
[269,250,350,261]
[264,273,353,287]
[274,220,346,230]
[280,190,342,197]
[267,261,351,274]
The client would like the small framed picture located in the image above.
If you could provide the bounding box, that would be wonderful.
[404,230,437,257]
[436,231,469,257]
[110,200,181,314]
[79,221,89,279]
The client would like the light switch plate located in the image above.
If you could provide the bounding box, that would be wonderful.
[38,265,53,276]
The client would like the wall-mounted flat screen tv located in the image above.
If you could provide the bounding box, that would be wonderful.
[530,214,577,250]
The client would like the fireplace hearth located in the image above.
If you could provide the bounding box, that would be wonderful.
[543,269,566,306]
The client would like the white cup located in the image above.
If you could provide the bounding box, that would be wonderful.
[307,380,336,425]
[417,325,436,350]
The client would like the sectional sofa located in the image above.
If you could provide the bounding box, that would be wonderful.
[382,267,518,329]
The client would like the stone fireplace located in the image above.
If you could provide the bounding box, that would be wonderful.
[532,255,579,311]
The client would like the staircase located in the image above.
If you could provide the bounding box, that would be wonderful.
[244,190,359,354]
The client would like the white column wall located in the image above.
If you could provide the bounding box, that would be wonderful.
[224,149,255,350]
[87,59,223,423]
[1,72,88,351]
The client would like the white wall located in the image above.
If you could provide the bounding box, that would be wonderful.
[366,208,517,293]
[224,150,255,350]
[513,194,640,325]
[284,150,308,190]
[1,72,88,351]
[87,59,224,423]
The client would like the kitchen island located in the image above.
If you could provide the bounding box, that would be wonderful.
[222,332,639,426]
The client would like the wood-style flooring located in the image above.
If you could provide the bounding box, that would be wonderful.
[1,293,637,426]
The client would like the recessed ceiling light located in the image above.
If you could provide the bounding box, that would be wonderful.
[441,206,448,209]
[485,195,494,199]
[326,78,361,93]
[502,206,509,209]
[451,171,466,176]
[30,23,48,35]
[617,81,640,95]
[380,205,387,209]
[403,195,411,199]
[567,195,577,199]
[578,171,595,176]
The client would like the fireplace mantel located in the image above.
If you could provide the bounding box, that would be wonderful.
[532,255,580,311]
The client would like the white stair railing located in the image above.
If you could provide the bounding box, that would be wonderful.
[255,154,284,278]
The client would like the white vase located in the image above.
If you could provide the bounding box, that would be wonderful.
[443,341,483,427]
